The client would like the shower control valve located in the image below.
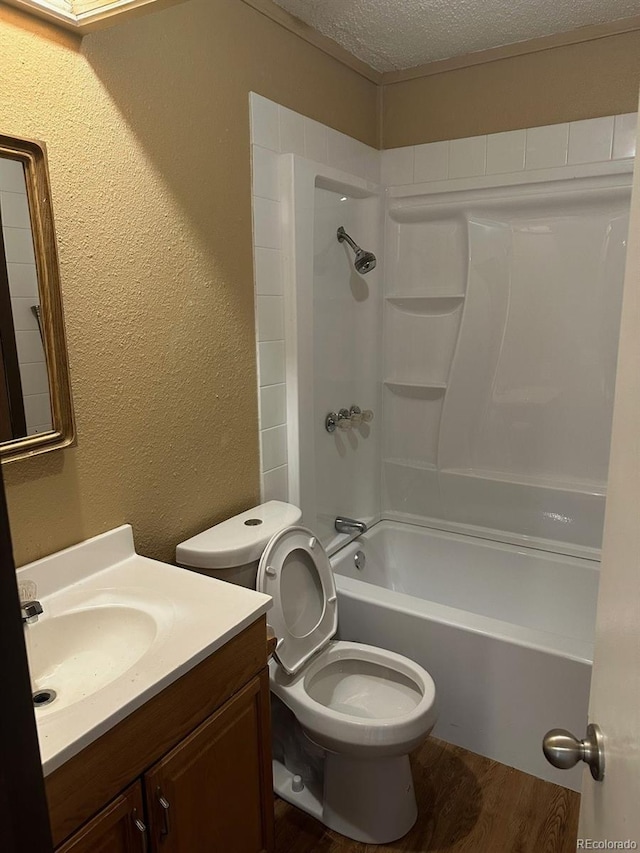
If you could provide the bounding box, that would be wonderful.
[325,406,374,433]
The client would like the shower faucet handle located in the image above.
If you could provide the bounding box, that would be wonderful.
[349,405,362,426]
[337,408,352,430]
[350,405,373,425]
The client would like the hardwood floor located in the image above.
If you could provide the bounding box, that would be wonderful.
[274,737,580,852]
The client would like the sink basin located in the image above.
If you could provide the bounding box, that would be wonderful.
[17,524,271,775]
[26,606,157,713]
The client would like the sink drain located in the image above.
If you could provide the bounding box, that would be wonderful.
[32,689,57,708]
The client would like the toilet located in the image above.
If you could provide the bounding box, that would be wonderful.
[176,501,438,844]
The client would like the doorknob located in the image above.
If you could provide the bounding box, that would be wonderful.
[542,724,605,781]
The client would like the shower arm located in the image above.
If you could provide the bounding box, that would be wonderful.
[337,226,361,254]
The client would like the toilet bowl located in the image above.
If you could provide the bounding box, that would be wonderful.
[176,502,438,844]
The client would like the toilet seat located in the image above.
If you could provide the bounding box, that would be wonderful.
[257,526,338,675]
[269,640,438,758]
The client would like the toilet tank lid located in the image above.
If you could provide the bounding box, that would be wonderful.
[175,501,302,569]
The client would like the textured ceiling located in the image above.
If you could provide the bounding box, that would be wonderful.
[272,0,640,72]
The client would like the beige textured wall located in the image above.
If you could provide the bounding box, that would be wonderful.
[0,0,377,566]
[382,31,640,147]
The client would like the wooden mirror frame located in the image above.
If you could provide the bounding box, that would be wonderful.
[0,134,75,464]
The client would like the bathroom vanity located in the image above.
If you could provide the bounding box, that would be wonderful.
[48,618,273,851]
[17,525,274,852]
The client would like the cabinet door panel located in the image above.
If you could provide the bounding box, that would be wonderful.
[56,781,147,853]
[145,673,273,853]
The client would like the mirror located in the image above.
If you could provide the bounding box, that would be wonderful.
[0,134,74,463]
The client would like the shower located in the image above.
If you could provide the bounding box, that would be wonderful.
[337,226,377,274]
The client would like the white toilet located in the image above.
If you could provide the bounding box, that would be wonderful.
[177,501,438,844]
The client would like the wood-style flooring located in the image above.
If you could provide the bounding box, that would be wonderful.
[274,737,580,853]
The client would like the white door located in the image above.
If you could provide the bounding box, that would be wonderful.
[575,109,640,846]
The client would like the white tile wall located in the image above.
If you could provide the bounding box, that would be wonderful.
[257,341,285,387]
[525,123,569,170]
[381,114,636,187]
[486,130,526,175]
[381,146,414,186]
[0,163,52,435]
[568,116,613,165]
[250,92,381,502]
[448,135,487,179]
[256,295,284,341]
[613,113,637,160]
[414,141,448,183]
[254,247,283,295]
[259,383,286,430]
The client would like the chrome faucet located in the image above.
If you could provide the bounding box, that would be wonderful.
[20,600,43,625]
[335,516,367,536]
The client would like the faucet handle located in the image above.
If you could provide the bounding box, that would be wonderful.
[349,406,362,426]
[337,408,352,431]
[21,600,43,624]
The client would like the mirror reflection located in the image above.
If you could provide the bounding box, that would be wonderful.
[0,156,53,442]
[0,133,74,463]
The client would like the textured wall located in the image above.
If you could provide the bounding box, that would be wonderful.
[0,0,377,566]
[382,31,640,147]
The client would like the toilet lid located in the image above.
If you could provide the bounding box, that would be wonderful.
[257,526,338,675]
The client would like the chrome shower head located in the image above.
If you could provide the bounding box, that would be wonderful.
[337,226,377,275]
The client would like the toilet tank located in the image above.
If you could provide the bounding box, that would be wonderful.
[176,501,302,588]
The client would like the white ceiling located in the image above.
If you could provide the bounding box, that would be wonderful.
[272,0,640,72]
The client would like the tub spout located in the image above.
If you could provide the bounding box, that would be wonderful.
[335,516,367,536]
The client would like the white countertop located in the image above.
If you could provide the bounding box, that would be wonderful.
[17,525,271,776]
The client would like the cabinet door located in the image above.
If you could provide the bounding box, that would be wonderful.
[56,781,147,853]
[145,672,274,853]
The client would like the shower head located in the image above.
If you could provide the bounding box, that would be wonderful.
[337,226,377,275]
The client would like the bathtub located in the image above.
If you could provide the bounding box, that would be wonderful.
[330,520,598,791]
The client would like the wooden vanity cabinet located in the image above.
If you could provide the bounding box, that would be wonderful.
[47,618,274,853]
[56,783,146,853]
[145,677,268,852]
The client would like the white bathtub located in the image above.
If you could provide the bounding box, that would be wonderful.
[330,521,599,791]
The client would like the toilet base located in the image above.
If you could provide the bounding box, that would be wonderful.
[323,752,418,843]
[273,753,418,844]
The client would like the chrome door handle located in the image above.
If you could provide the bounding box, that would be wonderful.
[542,723,605,781]
[157,788,171,836]
[132,809,148,852]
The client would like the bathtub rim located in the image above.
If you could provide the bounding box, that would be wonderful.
[330,521,596,666]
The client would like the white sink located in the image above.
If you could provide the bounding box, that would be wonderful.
[17,525,271,775]
[26,605,157,713]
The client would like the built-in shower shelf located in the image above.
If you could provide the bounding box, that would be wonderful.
[384,381,447,396]
[385,294,465,315]
[384,457,438,471]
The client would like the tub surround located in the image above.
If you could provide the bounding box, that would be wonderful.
[254,95,635,556]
